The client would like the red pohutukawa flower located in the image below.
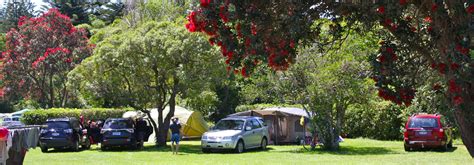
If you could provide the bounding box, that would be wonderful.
[185,1,301,76]
[377,6,385,14]
[399,0,407,5]
[448,79,462,93]
[438,63,447,74]
[200,0,211,8]
[467,4,474,14]
[455,44,469,55]
[423,16,432,23]
[431,4,438,12]
[453,96,463,106]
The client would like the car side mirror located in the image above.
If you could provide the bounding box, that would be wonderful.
[245,126,252,131]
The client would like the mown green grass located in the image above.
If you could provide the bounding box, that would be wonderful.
[24,138,472,165]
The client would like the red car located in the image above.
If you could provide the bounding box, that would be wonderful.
[404,113,453,151]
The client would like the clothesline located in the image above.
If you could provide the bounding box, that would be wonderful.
[0,126,40,165]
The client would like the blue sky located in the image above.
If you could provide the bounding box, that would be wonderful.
[1,0,119,11]
[0,0,49,11]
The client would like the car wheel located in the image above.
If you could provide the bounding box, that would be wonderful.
[202,148,211,153]
[261,138,267,150]
[82,137,91,150]
[72,139,80,152]
[447,140,453,148]
[100,145,107,151]
[40,146,48,153]
[404,144,411,152]
[234,140,245,153]
[130,143,138,150]
[442,142,449,151]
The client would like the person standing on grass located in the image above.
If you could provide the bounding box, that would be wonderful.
[135,117,147,149]
[170,117,182,155]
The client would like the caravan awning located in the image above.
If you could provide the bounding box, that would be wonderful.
[229,107,310,118]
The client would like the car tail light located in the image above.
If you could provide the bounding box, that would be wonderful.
[126,129,134,134]
[40,129,48,134]
[100,129,106,134]
[437,129,444,139]
[405,129,414,138]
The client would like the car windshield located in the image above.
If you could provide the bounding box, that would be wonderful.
[103,120,132,129]
[46,121,70,129]
[214,120,244,130]
[409,118,439,128]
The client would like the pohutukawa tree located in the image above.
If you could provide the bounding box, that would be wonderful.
[0,8,93,108]
[187,0,474,157]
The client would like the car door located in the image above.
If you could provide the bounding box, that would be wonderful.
[72,120,82,140]
[242,120,254,148]
[249,119,263,148]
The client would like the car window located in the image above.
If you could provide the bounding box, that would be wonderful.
[258,119,266,126]
[250,119,261,129]
[103,120,133,129]
[46,121,71,129]
[409,118,439,128]
[3,118,11,122]
[72,120,81,130]
[214,120,244,130]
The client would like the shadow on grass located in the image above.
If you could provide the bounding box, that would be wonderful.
[96,143,273,154]
[407,146,458,153]
[42,148,89,153]
[279,145,398,155]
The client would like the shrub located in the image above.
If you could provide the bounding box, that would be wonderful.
[344,101,405,140]
[22,108,131,125]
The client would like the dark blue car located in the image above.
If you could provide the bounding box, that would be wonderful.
[39,117,90,152]
[100,118,138,150]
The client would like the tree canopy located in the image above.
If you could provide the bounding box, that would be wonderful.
[70,15,220,145]
[187,0,474,156]
[0,8,93,108]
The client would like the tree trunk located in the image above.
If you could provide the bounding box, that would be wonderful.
[155,106,167,146]
[49,73,54,108]
[454,100,474,157]
[60,80,68,107]
[155,79,179,147]
[316,108,339,151]
[335,104,345,141]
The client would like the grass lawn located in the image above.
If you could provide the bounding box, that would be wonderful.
[24,138,472,165]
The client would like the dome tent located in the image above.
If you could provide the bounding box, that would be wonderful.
[124,106,208,141]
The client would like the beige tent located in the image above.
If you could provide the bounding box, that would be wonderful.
[123,106,208,141]
[229,107,311,144]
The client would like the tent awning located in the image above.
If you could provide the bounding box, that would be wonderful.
[229,107,310,118]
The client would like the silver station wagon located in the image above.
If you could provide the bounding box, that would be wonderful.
[201,116,269,153]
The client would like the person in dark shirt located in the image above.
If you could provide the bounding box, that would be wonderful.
[135,117,147,149]
[169,117,182,155]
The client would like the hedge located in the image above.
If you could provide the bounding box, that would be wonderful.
[22,108,132,125]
